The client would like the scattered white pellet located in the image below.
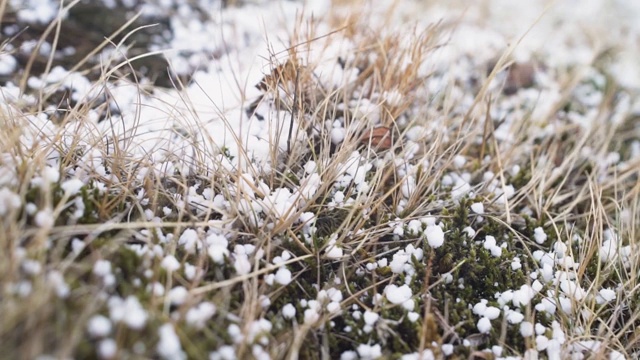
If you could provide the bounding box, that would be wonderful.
[596,288,616,304]
[484,306,501,320]
[520,321,534,337]
[442,344,454,356]
[157,323,185,360]
[470,202,484,214]
[424,225,445,248]
[34,209,54,228]
[473,300,488,316]
[363,311,379,325]
[185,302,216,328]
[234,253,252,275]
[357,343,382,359]
[506,310,525,324]
[0,188,21,215]
[61,178,84,195]
[87,315,112,338]
[168,286,189,306]
[275,267,292,285]
[98,338,117,359]
[408,312,420,322]
[93,260,112,277]
[534,227,547,244]
[282,303,296,319]
[385,284,412,304]
[161,255,180,272]
[477,317,492,333]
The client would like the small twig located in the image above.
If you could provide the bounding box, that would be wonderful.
[419,250,435,352]
[287,67,301,154]
[479,93,492,162]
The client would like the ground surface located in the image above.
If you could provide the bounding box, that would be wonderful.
[1,0,640,359]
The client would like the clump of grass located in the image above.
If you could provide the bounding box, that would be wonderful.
[1,1,639,359]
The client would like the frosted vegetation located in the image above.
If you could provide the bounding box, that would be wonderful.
[1,0,639,359]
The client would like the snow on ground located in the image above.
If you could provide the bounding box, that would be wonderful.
[4,0,640,174]
[1,0,640,359]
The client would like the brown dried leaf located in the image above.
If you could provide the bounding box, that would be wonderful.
[256,60,300,91]
[504,62,536,95]
[359,126,393,150]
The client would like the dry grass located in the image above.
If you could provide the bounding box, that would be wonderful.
[0,0,639,359]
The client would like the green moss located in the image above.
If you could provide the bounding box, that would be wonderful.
[376,266,393,277]
[220,146,234,161]
[392,201,537,355]
[108,247,147,298]
[511,165,533,189]
[314,208,350,238]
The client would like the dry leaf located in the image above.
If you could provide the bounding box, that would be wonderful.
[359,126,393,150]
[256,60,300,91]
[504,62,536,95]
